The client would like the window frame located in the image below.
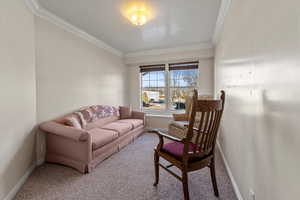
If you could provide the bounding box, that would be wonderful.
[140,61,199,115]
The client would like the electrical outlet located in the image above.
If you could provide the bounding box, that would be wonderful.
[249,189,255,200]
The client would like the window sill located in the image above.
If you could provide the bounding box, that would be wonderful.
[145,113,173,118]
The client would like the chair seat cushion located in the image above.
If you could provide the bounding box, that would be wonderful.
[88,128,118,150]
[101,122,132,136]
[162,142,196,159]
[118,119,143,129]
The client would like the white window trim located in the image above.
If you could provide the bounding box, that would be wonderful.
[140,63,198,115]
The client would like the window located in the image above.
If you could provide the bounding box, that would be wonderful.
[140,64,166,111]
[169,62,198,111]
[140,61,198,112]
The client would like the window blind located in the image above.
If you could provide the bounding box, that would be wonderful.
[140,64,165,72]
[168,61,199,71]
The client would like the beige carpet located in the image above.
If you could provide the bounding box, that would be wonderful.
[15,133,237,200]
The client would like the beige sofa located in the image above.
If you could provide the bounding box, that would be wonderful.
[39,105,145,173]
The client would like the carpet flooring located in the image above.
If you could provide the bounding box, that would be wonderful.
[15,133,237,200]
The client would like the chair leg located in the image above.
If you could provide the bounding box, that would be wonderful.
[210,157,219,197]
[182,171,190,200]
[153,150,159,186]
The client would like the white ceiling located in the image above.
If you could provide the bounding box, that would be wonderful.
[38,0,221,54]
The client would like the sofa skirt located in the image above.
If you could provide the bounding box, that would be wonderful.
[88,126,144,173]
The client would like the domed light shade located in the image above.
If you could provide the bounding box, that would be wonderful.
[121,1,153,26]
[129,8,149,25]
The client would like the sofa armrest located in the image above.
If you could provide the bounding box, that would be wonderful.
[131,111,145,122]
[172,113,188,121]
[39,121,88,142]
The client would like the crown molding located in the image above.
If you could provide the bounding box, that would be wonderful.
[125,42,214,58]
[124,44,214,65]
[25,0,123,57]
[212,0,232,45]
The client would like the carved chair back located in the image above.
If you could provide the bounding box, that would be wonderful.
[183,90,225,158]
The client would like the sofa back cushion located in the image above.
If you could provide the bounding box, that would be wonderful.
[75,107,94,128]
[119,106,132,119]
[60,105,119,129]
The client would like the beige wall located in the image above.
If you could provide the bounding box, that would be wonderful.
[215,0,300,199]
[0,0,36,199]
[198,58,214,95]
[34,17,129,162]
[35,17,128,122]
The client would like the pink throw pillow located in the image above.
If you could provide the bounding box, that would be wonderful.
[65,116,82,129]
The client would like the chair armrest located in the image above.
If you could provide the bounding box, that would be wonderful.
[172,113,188,121]
[149,128,183,142]
[131,111,145,122]
[39,121,88,142]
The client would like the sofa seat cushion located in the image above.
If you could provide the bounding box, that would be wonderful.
[88,128,118,150]
[85,116,119,130]
[101,122,132,136]
[118,119,143,129]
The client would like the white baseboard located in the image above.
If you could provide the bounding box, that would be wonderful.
[217,142,244,200]
[3,164,36,200]
[36,159,45,166]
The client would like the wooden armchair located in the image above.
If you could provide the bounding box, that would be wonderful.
[169,91,214,140]
[172,93,193,122]
[168,91,196,139]
[151,90,225,200]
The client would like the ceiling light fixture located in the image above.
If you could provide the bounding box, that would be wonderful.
[121,1,154,26]
[129,7,149,26]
